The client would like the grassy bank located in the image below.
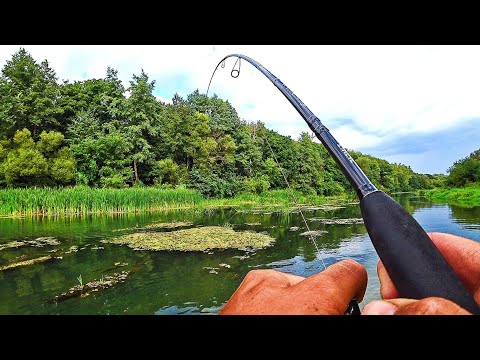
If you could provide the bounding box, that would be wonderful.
[0,187,349,217]
[420,187,480,207]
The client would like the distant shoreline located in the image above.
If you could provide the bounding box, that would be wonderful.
[420,187,480,207]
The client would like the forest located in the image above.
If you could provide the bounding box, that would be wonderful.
[0,48,466,199]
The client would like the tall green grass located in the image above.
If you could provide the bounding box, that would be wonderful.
[0,187,352,217]
[202,189,349,209]
[421,186,480,207]
[0,186,204,216]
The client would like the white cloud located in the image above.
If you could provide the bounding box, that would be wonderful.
[155,95,172,104]
[1,45,479,173]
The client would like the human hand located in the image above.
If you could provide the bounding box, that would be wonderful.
[219,259,367,315]
[363,232,480,315]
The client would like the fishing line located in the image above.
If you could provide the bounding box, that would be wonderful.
[259,125,327,270]
[208,57,329,269]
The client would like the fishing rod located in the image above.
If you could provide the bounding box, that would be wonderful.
[207,54,480,315]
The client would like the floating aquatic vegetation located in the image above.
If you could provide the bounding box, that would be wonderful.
[302,205,346,211]
[113,221,194,232]
[203,266,220,274]
[0,237,60,251]
[308,217,364,225]
[236,209,276,214]
[232,254,250,260]
[142,221,194,230]
[289,226,300,231]
[112,227,134,232]
[300,230,329,237]
[0,255,61,271]
[65,245,79,254]
[245,222,262,226]
[0,240,25,250]
[47,271,130,303]
[114,262,129,267]
[102,226,275,252]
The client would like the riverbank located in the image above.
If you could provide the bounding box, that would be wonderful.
[0,186,350,217]
[420,187,480,207]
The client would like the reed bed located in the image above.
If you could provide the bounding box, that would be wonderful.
[0,186,204,217]
[0,187,350,217]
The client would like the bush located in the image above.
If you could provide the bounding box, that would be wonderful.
[187,168,242,198]
[242,175,270,194]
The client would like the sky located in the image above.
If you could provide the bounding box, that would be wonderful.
[0,45,479,174]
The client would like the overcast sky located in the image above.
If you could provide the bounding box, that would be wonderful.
[1,45,479,174]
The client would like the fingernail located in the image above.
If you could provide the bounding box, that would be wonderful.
[362,300,397,315]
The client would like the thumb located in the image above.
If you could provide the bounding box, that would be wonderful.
[362,297,472,315]
[294,259,368,314]
[362,300,397,315]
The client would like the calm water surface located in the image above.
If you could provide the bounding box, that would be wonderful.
[0,195,478,314]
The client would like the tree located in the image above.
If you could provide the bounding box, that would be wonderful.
[447,149,480,187]
[291,132,325,195]
[0,128,75,186]
[187,90,241,135]
[125,70,164,184]
[0,48,63,139]
[160,101,215,171]
[67,111,132,187]
[59,67,127,136]
[151,158,187,186]
[233,122,263,178]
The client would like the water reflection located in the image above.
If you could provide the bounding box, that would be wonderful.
[0,195,478,314]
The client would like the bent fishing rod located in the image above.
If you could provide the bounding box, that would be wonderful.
[207,54,480,315]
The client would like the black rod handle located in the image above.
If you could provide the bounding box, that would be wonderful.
[361,191,480,314]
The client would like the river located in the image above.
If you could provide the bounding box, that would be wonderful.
[0,195,478,314]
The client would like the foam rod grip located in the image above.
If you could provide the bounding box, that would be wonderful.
[361,191,480,315]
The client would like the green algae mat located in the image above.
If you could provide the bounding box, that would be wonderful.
[103,225,275,252]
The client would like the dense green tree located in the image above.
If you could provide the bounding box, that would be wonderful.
[152,158,187,186]
[187,90,241,135]
[447,149,480,187]
[291,133,325,195]
[160,99,216,172]
[0,48,442,195]
[0,128,75,186]
[125,70,162,184]
[67,111,132,187]
[233,122,264,178]
[59,67,126,130]
[0,48,63,139]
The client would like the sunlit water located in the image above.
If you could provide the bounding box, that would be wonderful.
[0,195,478,314]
